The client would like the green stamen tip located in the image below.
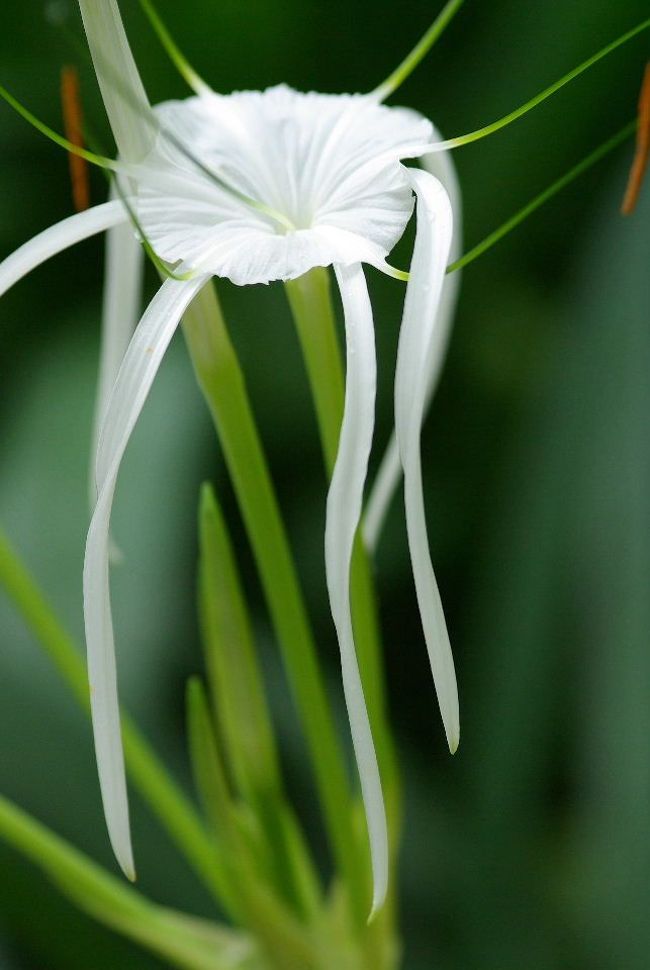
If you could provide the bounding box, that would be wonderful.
[372,0,465,101]
[138,0,212,95]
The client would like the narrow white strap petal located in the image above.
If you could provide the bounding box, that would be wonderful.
[328,263,387,916]
[363,147,462,552]
[90,193,145,511]
[84,275,207,877]
[0,201,127,300]
[79,0,155,163]
[394,169,460,753]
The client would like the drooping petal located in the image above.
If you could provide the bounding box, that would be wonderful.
[0,201,127,299]
[84,274,208,877]
[394,168,459,753]
[363,143,462,551]
[90,191,144,510]
[78,0,156,163]
[327,263,387,915]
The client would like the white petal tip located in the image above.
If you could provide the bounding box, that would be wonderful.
[367,892,386,925]
[444,711,460,754]
[117,851,136,882]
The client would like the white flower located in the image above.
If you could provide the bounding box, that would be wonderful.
[0,0,461,913]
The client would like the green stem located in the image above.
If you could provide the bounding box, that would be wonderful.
[182,281,369,925]
[0,526,236,917]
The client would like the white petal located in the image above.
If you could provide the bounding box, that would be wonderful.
[84,275,208,877]
[0,202,127,299]
[363,143,463,552]
[132,88,433,284]
[90,190,144,510]
[79,0,155,162]
[327,263,387,915]
[394,168,459,753]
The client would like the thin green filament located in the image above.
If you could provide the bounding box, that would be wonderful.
[111,178,198,282]
[372,0,465,101]
[446,119,637,274]
[434,18,650,152]
[384,120,636,281]
[0,80,293,233]
[138,0,211,95]
[0,83,120,172]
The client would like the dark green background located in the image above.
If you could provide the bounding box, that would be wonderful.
[1,1,649,967]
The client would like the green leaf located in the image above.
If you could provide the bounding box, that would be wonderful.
[0,526,235,915]
[185,678,314,967]
[0,794,260,970]
[198,484,281,804]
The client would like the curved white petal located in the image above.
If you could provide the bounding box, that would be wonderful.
[90,193,144,511]
[79,0,155,163]
[394,168,459,753]
[327,263,387,916]
[363,144,463,551]
[0,202,127,299]
[84,274,208,877]
[132,87,432,284]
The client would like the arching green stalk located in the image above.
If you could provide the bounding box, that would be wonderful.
[435,18,650,152]
[384,120,637,282]
[138,0,212,95]
[447,120,637,273]
[372,0,465,101]
[0,83,121,171]
[0,81,293,232]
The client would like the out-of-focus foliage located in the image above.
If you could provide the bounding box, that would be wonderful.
[0,1,648,967]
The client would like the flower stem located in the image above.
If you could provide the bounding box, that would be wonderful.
[0,526,237,916]
[182,281,370,925]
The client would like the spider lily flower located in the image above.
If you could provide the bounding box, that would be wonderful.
[5,0,641,919]
[82,0,462,910]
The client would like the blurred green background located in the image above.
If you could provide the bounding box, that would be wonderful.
[1,1,649,967]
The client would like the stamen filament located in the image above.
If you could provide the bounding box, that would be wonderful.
[110,177,197,282]
[137,0,212,96]
[372,0,464,102]
[429,18,650,152]
[384,120,637,281]
[447,120,637,274]
[1,80,293,234]
[0,83,121,172]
